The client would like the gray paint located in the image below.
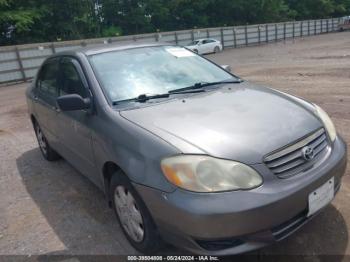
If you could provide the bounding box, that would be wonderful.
[120,82,322,164]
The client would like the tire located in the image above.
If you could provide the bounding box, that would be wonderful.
[110,171,163,254]
[193,49,199,54]
[214,46,220,53]
[34,122,60,161]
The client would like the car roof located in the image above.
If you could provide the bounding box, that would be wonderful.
[48,42,171,58]
[195,38,215,41]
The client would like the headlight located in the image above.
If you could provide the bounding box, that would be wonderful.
[314,104,336,142]
[160,155,263,192]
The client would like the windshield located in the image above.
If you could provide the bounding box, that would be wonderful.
[89,46,236,103]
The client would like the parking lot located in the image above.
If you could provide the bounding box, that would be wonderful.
[0,31,349,257]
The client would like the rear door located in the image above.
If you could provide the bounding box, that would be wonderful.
[55,57,98,183]
[206,39,217,52]
[33,58,60,148]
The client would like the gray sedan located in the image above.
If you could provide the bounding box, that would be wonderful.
[26,43,347,255]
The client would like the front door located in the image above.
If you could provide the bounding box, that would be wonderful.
[33,58,60,148]
[56,57,98,183]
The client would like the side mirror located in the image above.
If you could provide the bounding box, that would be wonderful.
[57,94,91,111]
[221,65,232,72]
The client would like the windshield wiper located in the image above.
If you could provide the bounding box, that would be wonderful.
[113,79,243,104]
[169,79,243,94]
[113,93,170,105]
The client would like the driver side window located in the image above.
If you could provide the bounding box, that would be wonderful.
[59,59,89,98]
[37,60,59,97]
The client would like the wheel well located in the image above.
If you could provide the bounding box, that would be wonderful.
[102,161,122,205]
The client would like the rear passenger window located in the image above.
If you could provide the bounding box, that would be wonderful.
[37,61,59,97]
[60,60,89,98]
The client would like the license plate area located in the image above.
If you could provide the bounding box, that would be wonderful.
[307,177,334,217]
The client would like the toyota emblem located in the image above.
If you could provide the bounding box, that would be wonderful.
[302,146,314,161]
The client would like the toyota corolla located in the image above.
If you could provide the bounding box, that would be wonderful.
[26,43,347,255]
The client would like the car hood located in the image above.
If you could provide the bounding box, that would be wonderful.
[120,82,322,164]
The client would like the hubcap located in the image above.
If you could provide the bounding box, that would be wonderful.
[114,186,144,242]
[36,126,47,155]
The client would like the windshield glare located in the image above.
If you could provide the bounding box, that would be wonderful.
[89,46,235,103]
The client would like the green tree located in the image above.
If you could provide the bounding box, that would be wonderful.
[2,0,350,46]
[0,0,44,45]
[287,0,338,19]
[101,0,152,35]
[39,0,100,41]
[145,0,171,31]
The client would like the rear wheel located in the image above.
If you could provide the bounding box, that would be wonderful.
[34,123,60,161]
[110,172,163,253]
[214,46,220,53]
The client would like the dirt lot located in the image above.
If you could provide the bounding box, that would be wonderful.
[0,32,349,258]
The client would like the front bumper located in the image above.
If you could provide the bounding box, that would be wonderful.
[134,136,347,255]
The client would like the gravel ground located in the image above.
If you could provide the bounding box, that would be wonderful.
[0,31,349,258]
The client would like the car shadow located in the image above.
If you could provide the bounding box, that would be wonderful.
[16,148,139,255]
[248,205,347,261]
[17,148,348,258]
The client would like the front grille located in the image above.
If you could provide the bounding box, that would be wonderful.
[264,128,329,178]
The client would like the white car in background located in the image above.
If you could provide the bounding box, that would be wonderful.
[185,38,223,55]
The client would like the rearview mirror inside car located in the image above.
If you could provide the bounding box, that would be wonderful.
[57,94,91,111]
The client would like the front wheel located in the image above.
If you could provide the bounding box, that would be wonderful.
[214,46,220,53]
[110,172,163,253]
